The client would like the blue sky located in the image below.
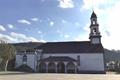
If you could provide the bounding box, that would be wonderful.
[0,0,120,50]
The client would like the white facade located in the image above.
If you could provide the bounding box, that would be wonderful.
[15,52,105,73]
[15,53,37,70]
[43,53,105,71]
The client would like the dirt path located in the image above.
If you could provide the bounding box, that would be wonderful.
[0,72,120,80]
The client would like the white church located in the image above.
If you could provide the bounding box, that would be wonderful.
[15,12,106,74]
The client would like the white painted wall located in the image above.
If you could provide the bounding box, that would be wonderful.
[15,53,105,72]
[43,53,105,71]
[79,54,104,71]
[15,54,37,71]
[27,54,36,70]
[15,55,23,68]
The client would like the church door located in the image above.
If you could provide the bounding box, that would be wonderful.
[48,62,55,73]
[39,62,46,73]
[57,62,65,73]
[67,62,75,73]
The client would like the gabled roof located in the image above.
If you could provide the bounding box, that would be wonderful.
[41,56,77,62]
[16,64,34,72]
[35,41,104,53]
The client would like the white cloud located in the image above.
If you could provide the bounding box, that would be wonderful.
[31,18,39,22]
[80,0,120,50]
[64,34,70,38]
[101,0,120,50]
[0,34,14,42]
[62,19,67,23]
[0,32,46,43]
[81,0,115,16]
[38,31,42,34]
[57,30,71,39]
[50,21,54,26]
[81,0,114,10]
[74,23,89,41]
[0,25,6,31]
[83,23,90,32]
[18,19,31,25]
[7,24,14,29]
[10,32,39,42]
[74,34,89,41]
[58,0,74,8]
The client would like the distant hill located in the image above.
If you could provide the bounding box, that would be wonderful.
[104,49,120,62]
[12,42,44,51]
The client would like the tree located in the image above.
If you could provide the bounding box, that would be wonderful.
[0,40,16,71]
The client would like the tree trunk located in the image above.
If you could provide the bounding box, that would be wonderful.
[5,60,9,71]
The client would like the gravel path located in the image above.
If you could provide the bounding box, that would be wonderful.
[0,72,120,80]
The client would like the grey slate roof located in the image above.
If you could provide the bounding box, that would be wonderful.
[35,41,104,53]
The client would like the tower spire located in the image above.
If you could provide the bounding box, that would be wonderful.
[89,11,101,44]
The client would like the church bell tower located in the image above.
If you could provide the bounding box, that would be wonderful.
[89,11,101,44]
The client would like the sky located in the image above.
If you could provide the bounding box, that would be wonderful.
[0,0,120,50]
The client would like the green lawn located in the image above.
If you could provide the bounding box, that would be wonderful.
[0,72,120,80]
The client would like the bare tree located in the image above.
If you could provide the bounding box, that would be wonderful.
[0,40,16,71]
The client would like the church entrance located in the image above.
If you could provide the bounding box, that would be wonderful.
[48,62,55,73]
[67,62,76,73]
[38,56,77,73]
[57,62,65,73]
[39,62,46,73]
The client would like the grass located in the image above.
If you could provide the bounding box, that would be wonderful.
[0,71,120,80]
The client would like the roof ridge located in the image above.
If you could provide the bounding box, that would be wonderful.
[46,41,90,43]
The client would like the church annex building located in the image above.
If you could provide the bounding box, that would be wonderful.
[15,12,106,74]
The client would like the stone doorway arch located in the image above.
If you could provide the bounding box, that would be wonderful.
[57,62,65,73]
[39,62,46,73]
[48,62,55,73]
[67,62,75,73]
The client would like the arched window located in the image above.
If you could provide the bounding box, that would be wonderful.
[23,55,27,62]
[93,28,97,35]
[93,21,95,24]
[48,62,55,73]
[39,62,46,73]
[57,62,65,73]
[92,19,96,25]
[67,62,75,73]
